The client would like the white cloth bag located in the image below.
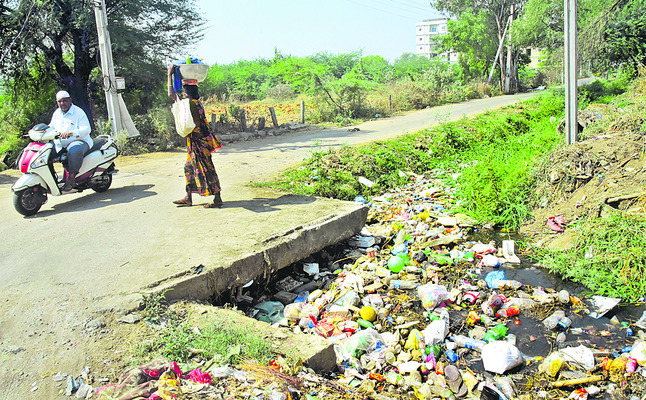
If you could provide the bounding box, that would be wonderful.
[172,98,196,137]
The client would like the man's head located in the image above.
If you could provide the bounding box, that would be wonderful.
[56,90,72,113]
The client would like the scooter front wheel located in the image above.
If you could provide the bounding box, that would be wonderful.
[13,187,46,216]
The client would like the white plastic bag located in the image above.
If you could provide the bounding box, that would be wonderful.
[172,98,196,137]
[481,341,523,374]
[417,284,449,310]
[630,340,646,366]
[421,319,449,345]
[560,345,595,370]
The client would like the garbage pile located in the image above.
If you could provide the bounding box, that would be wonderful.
[244,177,646,399]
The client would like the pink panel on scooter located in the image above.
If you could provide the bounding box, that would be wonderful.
[18,142,45,173]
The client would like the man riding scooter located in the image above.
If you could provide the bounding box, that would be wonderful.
[50,90,92,191]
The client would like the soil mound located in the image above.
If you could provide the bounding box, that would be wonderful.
[523,110,646,237]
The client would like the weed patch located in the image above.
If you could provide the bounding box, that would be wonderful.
[536,211,646,301]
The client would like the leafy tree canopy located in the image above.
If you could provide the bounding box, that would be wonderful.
[0,0,204,122]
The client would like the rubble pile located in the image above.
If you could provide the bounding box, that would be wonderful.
[240,175,646,399]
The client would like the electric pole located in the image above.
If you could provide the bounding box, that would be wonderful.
[564,0,578,145]
[93,0,122,137]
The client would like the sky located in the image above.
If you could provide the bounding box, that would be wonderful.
[194,0,445,65]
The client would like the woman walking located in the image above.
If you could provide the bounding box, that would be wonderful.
[167,64,223,208]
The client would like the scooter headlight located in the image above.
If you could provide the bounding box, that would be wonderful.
[30,152,49,169]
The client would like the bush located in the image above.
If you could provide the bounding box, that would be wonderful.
[266,84,295,101]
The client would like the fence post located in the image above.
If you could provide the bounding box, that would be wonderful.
[210,113,217,131]
[240,109,247,132]
[388,94,392,111]
[258,116,265,131]
[300,100,305,124]
[269,106,279,127]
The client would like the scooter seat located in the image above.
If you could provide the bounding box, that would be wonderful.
[86,137,108,155]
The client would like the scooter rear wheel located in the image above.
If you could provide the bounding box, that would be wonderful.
[13,187,45,216]
[91,174,112,193]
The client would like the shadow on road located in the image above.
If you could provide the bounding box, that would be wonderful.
[0,171,19,185]
[28,184,157,217]
[210,194,317,213]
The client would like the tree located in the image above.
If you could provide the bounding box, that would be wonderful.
[0,0,204,124]
[392,53,433,81]
[604,0,646,69]
[431,0,526,90]
[438,9,498,79]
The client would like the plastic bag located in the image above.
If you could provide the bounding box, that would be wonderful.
[539,352,564,377]
[171,98,196,137]
[341,329,384,358]
[417,284,449,310]
[481,341,523,374]
[485,271,505,289]
[560,345,595,370]
[283,303,303,321]
[629,340,646,366]
[422,319,449,345]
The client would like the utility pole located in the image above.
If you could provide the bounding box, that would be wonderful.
[564,0,578,145]
[94,0,121,136]
[505,5,514,94]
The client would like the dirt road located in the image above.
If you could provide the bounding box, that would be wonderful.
[0,92,536,399]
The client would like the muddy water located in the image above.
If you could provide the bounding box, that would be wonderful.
[469,229,644,363]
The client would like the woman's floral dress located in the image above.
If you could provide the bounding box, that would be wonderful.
[184,99,221,196]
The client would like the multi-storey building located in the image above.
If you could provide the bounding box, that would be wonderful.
[415,18,459,63]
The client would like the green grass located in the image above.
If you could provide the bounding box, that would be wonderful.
[260,89,566,230]
[535,211,646,301]
[130,322,276,367]
[156,322,276,365]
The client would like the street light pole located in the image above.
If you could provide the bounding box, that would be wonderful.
[93,0,122,137]
[564,0,578,145]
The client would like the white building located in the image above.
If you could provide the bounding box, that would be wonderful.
[416,18,459,63]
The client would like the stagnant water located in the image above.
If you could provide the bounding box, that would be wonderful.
[212,228,645,386]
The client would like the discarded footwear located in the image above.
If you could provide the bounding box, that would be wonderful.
[547,216,564,232]
[445,365,467,398]
[502,240,521,264]
[554,215,566,227]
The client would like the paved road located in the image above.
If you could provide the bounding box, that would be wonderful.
[0,91,536,399]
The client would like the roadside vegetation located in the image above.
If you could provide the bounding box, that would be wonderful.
[261,74,646,303]
[537,212,646,300]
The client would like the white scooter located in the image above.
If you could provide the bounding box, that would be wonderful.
[12,123,119,216]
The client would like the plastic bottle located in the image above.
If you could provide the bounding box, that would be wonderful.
[484,324,508,343]
[558,290,570,304]
[389,280,418,290]
[556,332,566,343]
[558,316,572,330]
[445,349,458,362]
[496,306,520,318]
[451,335,486,351]
[543,313,561,330]
[294,291,309,303]
[496,280,523,290]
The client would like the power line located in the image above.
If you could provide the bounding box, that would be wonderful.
[346,0,421,20]
[388,0,434,13]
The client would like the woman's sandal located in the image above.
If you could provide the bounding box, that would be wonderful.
[172,198,193,207]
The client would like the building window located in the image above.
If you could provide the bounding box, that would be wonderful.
[431,26,437,33]
[526,48,532,56]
